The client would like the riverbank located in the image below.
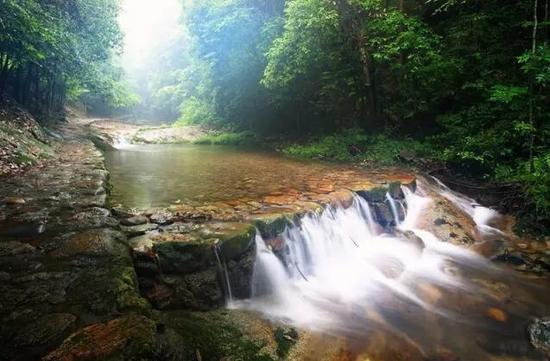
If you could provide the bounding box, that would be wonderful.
[0,114,293,360]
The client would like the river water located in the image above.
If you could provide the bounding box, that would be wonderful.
[105,144,352,208]
[105,144,549,360]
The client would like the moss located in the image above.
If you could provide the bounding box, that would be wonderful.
[358,186,388,203]
[251,213,293,238]
[154,241,216,274]
[160,311,274,361]
[219,224,255,261]
[274,327,298,358]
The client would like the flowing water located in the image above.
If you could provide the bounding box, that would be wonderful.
[104,143,548,359]
[231,180,549,360]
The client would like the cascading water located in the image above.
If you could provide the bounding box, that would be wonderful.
[386,192,402,226]
[113,135,134,150]
[231,180,549,360]
[430,176,504,236]
[213,243,233,302]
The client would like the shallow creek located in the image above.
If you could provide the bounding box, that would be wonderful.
[105,144,549,360]
[105,143,355,208]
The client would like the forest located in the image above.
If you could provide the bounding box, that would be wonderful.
[1,0,549,228]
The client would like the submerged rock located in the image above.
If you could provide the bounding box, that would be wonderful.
[529,317,550,355]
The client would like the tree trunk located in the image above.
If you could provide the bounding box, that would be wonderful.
[528,0,538,173]
[333,0,379,125]
[0,53,10,97]
[22,63,32,107]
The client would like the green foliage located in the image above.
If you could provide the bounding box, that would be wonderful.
[178,96,218,125]
[283,129,435,165]
[0,0,131,115]
[274,327,298,358]
[193,131,258,145]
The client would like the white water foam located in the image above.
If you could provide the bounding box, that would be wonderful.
[230,182,496,333]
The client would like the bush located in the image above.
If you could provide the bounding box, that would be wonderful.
[193,131,258,145]
[282,129,436,165]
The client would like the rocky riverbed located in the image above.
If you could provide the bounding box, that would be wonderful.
[1,116,549,361]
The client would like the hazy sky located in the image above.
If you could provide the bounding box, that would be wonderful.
[118,0,183,72]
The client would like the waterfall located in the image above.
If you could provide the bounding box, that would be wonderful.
[113,135,134,149]
[429,176,504,236]
[386,192,402,226]
[213,243,233,302]
[232,180,510,334]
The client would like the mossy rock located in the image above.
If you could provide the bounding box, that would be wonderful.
[358,186,388,203]
[388,181,404,199]
[251,213,293,238]
[154,241,216,274]
[219,224,255,261]
[67,264,150,317]
[159,310,275,361]
[274,327,299,358]
[43,315,157,361]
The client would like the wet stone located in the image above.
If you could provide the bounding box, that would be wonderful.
[120,214,148,226]
[150,211,175,225]
[0,241,36,257]
[72,207,118,229]
[43,315,157,361]
[12,313,76,348]
[529,317,550,355]
[121,222,158,237]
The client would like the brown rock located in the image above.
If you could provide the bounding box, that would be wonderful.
[43,315,156,361]
[486,307,507,322]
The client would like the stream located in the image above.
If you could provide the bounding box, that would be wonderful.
[104,143,550,360]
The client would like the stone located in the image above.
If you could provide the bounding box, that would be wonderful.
[388,181,403,199]
[150,211,175,225]
[13,313,76,348]
[120,223,158,237]
[120,215,148,226]
[50,228,129,260]
[127,231,161,251]
[154,241,215,274]
[43,315,157,361]
[358,187,388,203]
[251,213,293,238]
[3,196,26,205]
[396,230,425,250]
[72,207,118,229]
[0,241,36,257]
[486,307,507,322]
[529,317,550,355]
[218,224,255,261]
[492,250,528,266]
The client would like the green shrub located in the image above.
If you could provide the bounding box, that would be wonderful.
[193,131,258,146]
[282,129,436,165]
